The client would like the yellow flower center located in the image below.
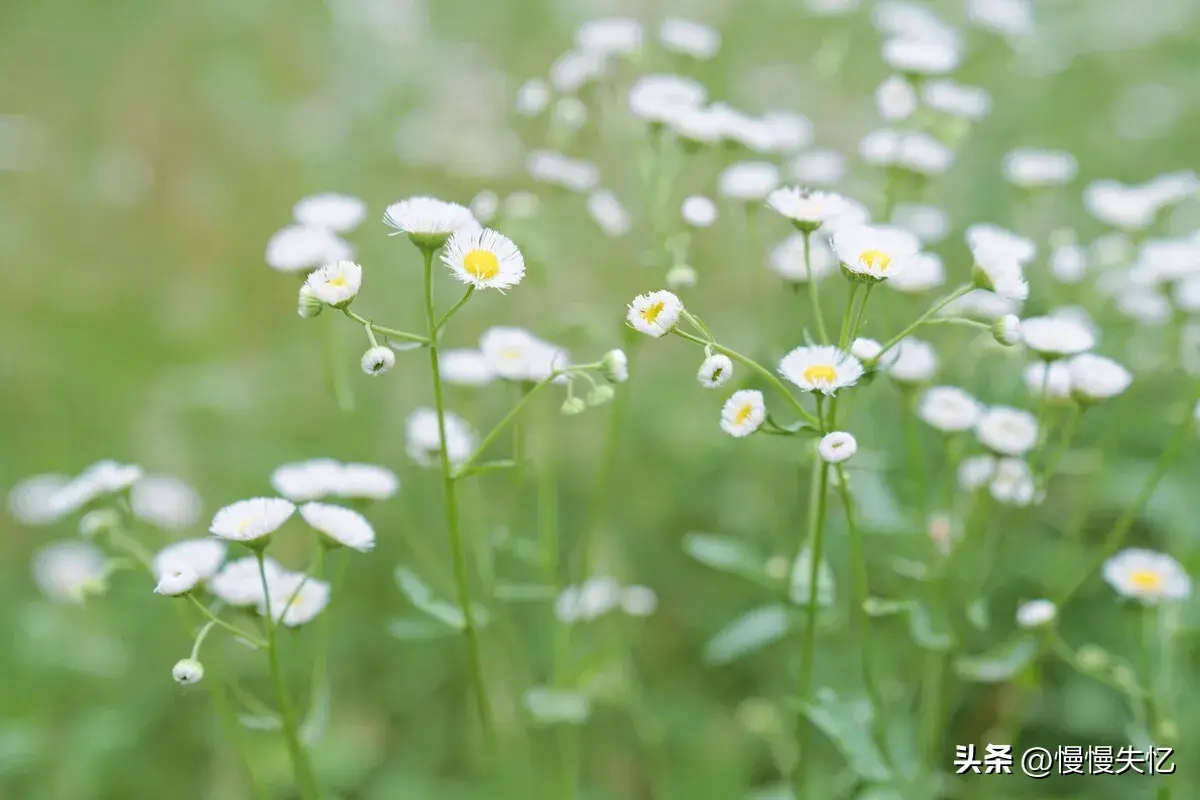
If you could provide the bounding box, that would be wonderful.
[641,301,666,324]
[802,364,837,384]
[1129,569,1163,592]
[327,276,347,287]
[464,249,500,280]
[860,249,892,270]
[734,404,755,424]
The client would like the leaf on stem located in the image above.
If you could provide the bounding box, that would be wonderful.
[300,679,331,746]
[237,713,282,731]
[703,604,790,665]
[789,546,836,607]
[683,532,773,586]
[456,459,518,480]
[906,603,953,651]
[523,686,592,726]
[795,689,892,783]
[394,566,490,630]
[493,582,557,602]
[389,616,457,641]
[954,636,1037,683]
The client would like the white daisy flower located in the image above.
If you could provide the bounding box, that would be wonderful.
[265,225,354,274]
[383,196,476,249]
[967,0,1034,36]
[818,431,858,464]
[32,541,107,604]
[779,345,864,394]
[555,577,622,623]
[922,79,991,120]
[262,573,332,627]
[659,18,720,59]
[768,233,837,284]
[850,337,886,364]
[361,346,396,376]
[666,264,698,290]
[8,473,71,525]
[405,408,476,470]
[602,349,629,384]
[757,110,814,154]
[918,386,984,433]
[1020,315,1095,359]
[895,131,954,175]
[891,203,949,245]
[989,458,1036,506]
[515,79,551,117]
[682,195,718,228]
[1173,275,1200,312]
[666,105,726,147]
[299,502,375,553]
[209,498,295,544]
[172,658,204,685]
[1023,362,1072,402]
[628,74,707,124]
[1103,549,1191,604]
[619,585,659,616]
[304,261,362,308]
[576,17,643,58]
[627,290,684,338]
[967,224,1037,266]
[1016,599,1057,629]
[440,349,496,387]
[886,338,939,385]
[971,252,1029,302]
[293,193,367,232]
[1084,180,1160,231]
[586,190,631,238]
[550,50,607,94]
[720,390,767,437]
[766,187,857,230]
[788,148,846,186]
[270,459,343,503]
[525,150,600,193]
[153,539,226,586]
[718,161,781,203]
[994,314,1022,346]
[875,75,918,122]
[975,406,1039,456]
[209,555,286,607]
[831,225,919,281]
[1002,149,1078,189]
[881,36,961,75]
[49,460,144,518]
[697,354,734,388]
[441,227,524,291]
[154,566,199,596]
[336,463,399,501]
[1068,353,1132,403]
[887,252,945,293]
[957,454,997,492]
[552,97,588,132]
[479,326,569,382]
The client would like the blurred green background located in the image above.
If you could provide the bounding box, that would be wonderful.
[4,0,1200,798]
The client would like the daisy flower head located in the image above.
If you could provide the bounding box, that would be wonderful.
[881,35,961,76]
[887,338,939,385]
[682,195,718,228]
[271,459,343,503]
[1002,149,1078,189]
[304,261,362,308]
[299,502,375,553]
[918,386,984,433]
[620,585,659,617]
[587,190,631,238]
[32,541,107,604]
[720,390,766,437]
[1020,315,1096,360]
[153,539,226,588]
[263,573,332,627]
[440,349,496,387]
[297,284,322,318]
[266,225,354,274]
[441,227,524,291]
[479,326,569,383]
[154,566,199,596]
[515,79,550,117]
[659,18,721,59]
[967,224,1036,266]
[975,406,1039,456]
[1024,361,1072,402]
[875,74,918,122]
[361,346,396,376]
[627,290,684,338]
[172,658,204,686]
[766,186,854,231]
[779,345,864,395]
[526,150,600,193]
[971,251,1029,302]
[993,314,1022,346]
[697,353,734,388]
[1068,353,1132,404]
[337,463,399,502]
[383,196,477,251]
[888,252,945,293]
[989,457,1036,506]
[628,74,707,125]
[405,408,476,470]
[1103,548,1191,604]
[602,349,629,384]
[293,193,367,233]
[718,161,781,203]
[575,17,643,59]
[49,460,144,518]
[209,555,286,607]
[1016,599,1057,629]
[7,473,70,526]
[957,454,997,492]
[209,497,295,546]
[768,233,837,284]
[922,79,991,121]
[818,431,857,464]
[831,225,919,282]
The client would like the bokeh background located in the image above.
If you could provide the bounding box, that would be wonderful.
[4,0,1200,798]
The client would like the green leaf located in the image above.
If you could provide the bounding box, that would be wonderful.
[237,713,282,731]
[523,687,591,725]
[389,616,457,640]
[955,636,1038,683]
[300,679,331,746]
[789,546,836,607]
[493,583,557,602]
[967,599,989,631]
[457,459,518,479]
[683,532,770,584]
[394,566,490,630]
[906,603,953,651]
[703,604,790,665]
[845,470,910,532]
[889,558,930,581]
[797,689,891,783]
[863,597,912,617]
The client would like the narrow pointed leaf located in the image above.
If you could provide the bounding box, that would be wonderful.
[955,636,1038,683]
[703,604,790,665]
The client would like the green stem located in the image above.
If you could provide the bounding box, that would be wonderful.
[1041,403,1083,488]
[792,458,830,796]
[920,317,991,331]
[256,551,320,800]
[186,594,266,648]
[838,283,861,350]
[849,283,875,342]
[902,392,928,524]
[342,308,429,344]
[421,246,497,753]
[324,313,354,412]
[435,287,476,334]
[455,376,559,478]
[804,230,829,343]
[877,284,972,357]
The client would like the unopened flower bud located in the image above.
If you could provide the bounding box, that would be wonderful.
[361,346,395,376]
[993,314,1021,346]
[1076,644,1109,672]
[79,508,121,539]
[172,658,204,686]
[297,284,324,318]
[155,566,199,597]
[601,349,629,384]
[666,264,699,290]
[587,384,615,406]
[561,396,587,416]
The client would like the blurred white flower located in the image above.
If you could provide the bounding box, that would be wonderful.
[602,349,629,384]
[659,18,720,59]
[586,190,631,237]
[555,577,621,623]
[766,187,857,230]
[292,193,366,233]
[989,458,1036,506]
[779,345,864,394]
[942,289,1022,321]
[305,261,362,308]
[32,541,107,604]
[627,290,684,338]
[361,346,396,376]
[922,80,991,120]
[525,150,599,193]
[697,354,734,388]
[918,386,984,432]
[405,408,476,470]
[682,195,718,228]
[1016,599,1056,628]
[628,74,706,124]
[50,461,144,518]
[209,555,286,607]
[266,225,354,273]
[720,390,766,437]
[886,338,939,385]
[967,223,1036,266]
[1002,149,1078,188]
[479,326,569,382]
[850,337,885,363]
[881,36,961,76]
[666,106,724,146]
[875,75,918,122]
[1023,361,1072,401]
[1068,353,1132,403]
[1020,315,1095,358]
[818,431,857,464]
[552,97,588,132]
[550,50,607,94]
[769,233,837,283]
[440,349,497,387]
[859,128,953,174]
[262,573,331,627]
[300,502,375,552]
[153,539,226,586]
[718,161,781,202]
[8,473,71,525]
[971,252,1029,302]
[619,585,659,616]
[757,110,814,154]
[1051,241,1088,284]
[515,79,551,117]
[154,566,199,596]
[209,498,295,544]
[1104,549,1191,604]
[441,227,525,291]
[1084,180,1161,231]
[957,454,997,492]
[887,252,945,293]
[975,406,1039,456]
[788,149,846,186]
[575,17,643,58]
[832,225,920,281]
[967,0,1034,37]
[271,459,397,503]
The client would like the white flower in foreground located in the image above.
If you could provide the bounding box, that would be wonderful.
[440,349,496,387]
[515,79,550,117]
[971,252,1029,301]
[172,658,204,686]
[918,386,984,433]
[265,225,354,273]
[526,150,600,193]
[989,458,1036,506]
[1024,362,1072,402]
[300,502,375,552]
[130,475,202,530]
[293,193,366,232]
[271,459,343,503]
[383,196,476,249]
[1103,549,1191,604]
[576,17,643,58]
[602,349,629,384]
[659,18,720,59]
[628,74,707,124]
[361,346,395,376]
[881,36,961,75]
[720,390,766,437]
[263,573,332,627]
[718,161,781,203]
[49,460,144,518]
[887,253,945,293]
[32,541,107,604]
[441,227,525,291]
[209,498,295,544]
[789,148,846,186]
[586,190,631,238]
[875,75,917,122]
[209,555,286,607]
[887,338,939,385]
[479,326,569,382]
[627,290,684,338]
[976,406,1039,456]
[957,455,997,492]
[768,233,837,284]
[1016,599,1057,628]
[154,566,199,596]
[153,539,226,586]
[682,195,718,228]
[1068,353,1132,403]
[1002,149,1078,189]
[766,187,856,230]
[7,473,70,525]
[779,345,864,395]
[555,577,622,623]
[818,431,857,464]
[405,408,476,470]
[831,225,919,281]
[697,354,734,388]
[305,261,362,308]
[1020,315,1095,359]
